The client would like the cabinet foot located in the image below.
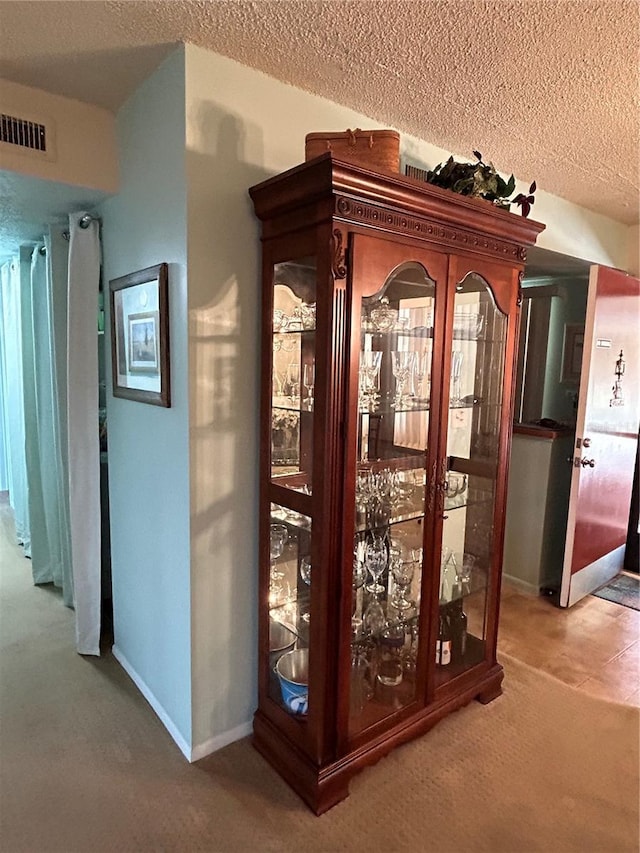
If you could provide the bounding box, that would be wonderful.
[475,667,504,704]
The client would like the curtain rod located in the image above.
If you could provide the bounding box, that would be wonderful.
[62,214,101,241]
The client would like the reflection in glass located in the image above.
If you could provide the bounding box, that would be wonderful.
[270,258,316,490]
[437,272,506,686]
[350,262,435,737]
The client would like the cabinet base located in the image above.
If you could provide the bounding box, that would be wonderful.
[253,663,504,814]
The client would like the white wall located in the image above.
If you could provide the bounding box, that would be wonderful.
[99,48,193,754]
[628,224,639,277]
[0,79,118,192]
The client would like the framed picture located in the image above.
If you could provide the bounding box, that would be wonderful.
[561,323,584,384]
[109,263,170,406]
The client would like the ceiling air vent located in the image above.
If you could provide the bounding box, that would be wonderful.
[0,110,55,161]
[1,113,46,151]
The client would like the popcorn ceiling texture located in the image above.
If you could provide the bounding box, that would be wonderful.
[0,0,638,225]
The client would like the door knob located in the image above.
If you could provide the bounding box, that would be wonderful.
[582,437,592,448]
[580,457,595,468]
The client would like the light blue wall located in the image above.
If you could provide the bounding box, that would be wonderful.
[99,48,192,748]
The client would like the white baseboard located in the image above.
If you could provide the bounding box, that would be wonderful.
[112,643,191,760]
[111,643,252,763]
[502,572,541,597]
[191,720,253,762]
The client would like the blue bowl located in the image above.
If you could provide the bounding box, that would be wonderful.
[275,649,309,715]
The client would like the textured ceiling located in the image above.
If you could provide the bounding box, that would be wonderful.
[0,0,638,233]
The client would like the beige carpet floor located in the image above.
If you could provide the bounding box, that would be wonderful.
[1,496,638,852]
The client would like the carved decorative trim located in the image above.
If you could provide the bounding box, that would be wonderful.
[427,459,438,514]
[517,270,524,306]
[335,196,523,262]
[331,228,347,280]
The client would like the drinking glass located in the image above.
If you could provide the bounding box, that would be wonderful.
[303,363,315,410]
[269,523,288,599]
[299,556,311,622]
[459,553,475,596]
[287,363,300,403]
[359,351,382,411]
[412,350,430,403]
[390,555,416,612]
[450,350,464,405]
[363,596,386,635]
[365,536,387,594]
[391,351,417,408]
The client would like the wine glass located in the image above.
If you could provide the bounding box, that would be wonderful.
[352,542,367,637]
[412,350,430,403]
[303,363,315,410]
[299,556,311,622]
[286,362,300,403]
[390,555,416,612]
[365,536,387,594]
[450,350,464,405]
[269,523,288,598]
[459,553,476,597]
[363,596,386,635]
[391,351,417,408]
[359,351,382,411]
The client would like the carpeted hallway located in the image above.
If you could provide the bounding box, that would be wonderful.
[1,494,638,853]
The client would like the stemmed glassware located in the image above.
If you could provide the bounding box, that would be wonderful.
[299,556,311,621]
[458,553,475,597]
[352,540,367,638]
[286,363,300,403]
[450,350,464,405]
[365,533,387,594]
[390,551,417,612]
[391,351,417,408]
[440,547,457,602]
[359,351,382,412]
[269,523,288,601]
[412,350,430,404]
[303,363,315,410]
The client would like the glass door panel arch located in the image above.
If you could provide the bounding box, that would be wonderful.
[437,271,508,685]
[349,260,437,737]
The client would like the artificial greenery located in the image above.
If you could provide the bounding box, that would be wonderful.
[425,151,536,217]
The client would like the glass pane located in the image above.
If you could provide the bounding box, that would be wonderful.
[349,263,435,736]
[268,503,312,715]
[436,273,507,685]
[271,259,316,492]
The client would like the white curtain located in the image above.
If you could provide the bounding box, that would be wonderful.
[0,258,30,552]
[19,239,74,603]
[67,213,102,656]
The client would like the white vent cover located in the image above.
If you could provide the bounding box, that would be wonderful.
[0,110,56,161]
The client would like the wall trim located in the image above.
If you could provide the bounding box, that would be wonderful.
[191,720,253,762]
[112,644,253,762]
[502,572,541,597]
[112,643,191,761]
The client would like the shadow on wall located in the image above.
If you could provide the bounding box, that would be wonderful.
[186,102,273,744]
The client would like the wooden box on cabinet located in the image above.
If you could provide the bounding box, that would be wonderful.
[249,153,544,814]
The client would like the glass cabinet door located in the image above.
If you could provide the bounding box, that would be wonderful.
[267,257,316,718]
[349,262,436,737]
[436,272,507,686]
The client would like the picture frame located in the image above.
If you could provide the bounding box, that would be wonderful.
[109,263,170,407]
[561,323,584,384]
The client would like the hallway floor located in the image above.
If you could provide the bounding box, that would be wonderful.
[498,580,639,706]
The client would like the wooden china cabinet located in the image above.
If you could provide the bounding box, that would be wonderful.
[249,153,544,814]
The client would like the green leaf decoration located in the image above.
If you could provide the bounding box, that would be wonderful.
[424,152,536,216]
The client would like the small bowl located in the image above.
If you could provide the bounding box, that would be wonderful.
[275,648,309,715]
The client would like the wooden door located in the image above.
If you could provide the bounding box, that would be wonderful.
[560,265,640,606]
